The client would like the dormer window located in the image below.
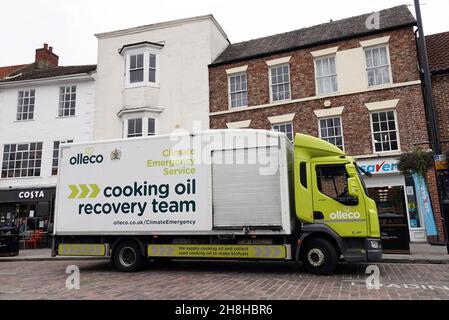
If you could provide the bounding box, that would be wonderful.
[120,41,163,88]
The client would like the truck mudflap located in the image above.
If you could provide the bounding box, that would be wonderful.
[147,244,292,260]
[58,243,109,257]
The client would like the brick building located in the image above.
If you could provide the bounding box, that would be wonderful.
[426,32,449,154]
[208,5,446,245]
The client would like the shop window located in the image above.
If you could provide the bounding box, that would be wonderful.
[1,142,43,178]
[405,175,421,228]
[316,165,350,203]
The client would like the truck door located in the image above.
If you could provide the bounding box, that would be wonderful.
[312,163,368,237]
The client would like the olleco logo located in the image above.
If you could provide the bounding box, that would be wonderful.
[330,211,361,220]
[69,152,104,166]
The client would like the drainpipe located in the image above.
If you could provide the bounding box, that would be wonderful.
[414,0,449,252]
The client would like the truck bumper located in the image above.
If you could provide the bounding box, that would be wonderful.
[342,238,382,262]
[366,238,382,262]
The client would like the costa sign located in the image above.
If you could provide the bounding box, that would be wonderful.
[358,158,399,175]
[19,190,45,200]
[0,188,56,203]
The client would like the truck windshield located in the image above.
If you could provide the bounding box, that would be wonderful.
[355,163,369,195]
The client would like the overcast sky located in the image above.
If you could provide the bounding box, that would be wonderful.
[1,0,448,66]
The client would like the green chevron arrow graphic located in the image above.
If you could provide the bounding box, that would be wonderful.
[68,185,79,199]
[89,184,100,198]
[68,184,100,199]
[79,184,90,198]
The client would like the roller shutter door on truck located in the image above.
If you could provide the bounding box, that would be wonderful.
[212,146,282,229]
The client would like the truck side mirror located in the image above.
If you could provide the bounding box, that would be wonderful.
[348,177,359,197]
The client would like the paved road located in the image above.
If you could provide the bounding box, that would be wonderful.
[0,259,449,300]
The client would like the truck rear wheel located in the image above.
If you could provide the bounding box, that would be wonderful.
[113,241,144,272]
[301,238,338,275]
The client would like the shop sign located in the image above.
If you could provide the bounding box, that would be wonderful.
[18,190,45,200]
[0,188,55,203]
[357,158,399,175]
[434,154,448,171]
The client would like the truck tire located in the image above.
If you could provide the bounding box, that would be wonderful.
[301,238,338,275]
[113,241,144,272]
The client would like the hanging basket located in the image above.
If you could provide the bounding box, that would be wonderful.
[398,150,434,178]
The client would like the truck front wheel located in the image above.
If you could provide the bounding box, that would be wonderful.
[113,241,144,272]
[301,238,338,275]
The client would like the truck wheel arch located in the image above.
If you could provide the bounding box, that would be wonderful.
[295,225,344,262]
[111,237,147,258]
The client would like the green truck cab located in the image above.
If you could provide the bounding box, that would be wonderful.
[294,134,382,274]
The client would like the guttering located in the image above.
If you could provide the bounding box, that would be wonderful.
[0,73,95,88]
[209,22,417,68]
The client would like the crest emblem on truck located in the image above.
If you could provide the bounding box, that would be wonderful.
[110,148,122,160]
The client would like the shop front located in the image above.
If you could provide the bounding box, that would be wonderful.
[357,158,428,246]
[0,187,55,248]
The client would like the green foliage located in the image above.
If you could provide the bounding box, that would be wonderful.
[398,150,434,177]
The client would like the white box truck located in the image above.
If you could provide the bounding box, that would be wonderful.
[53,129,382,274]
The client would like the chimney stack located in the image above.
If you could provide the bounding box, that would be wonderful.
[35,43,59,68]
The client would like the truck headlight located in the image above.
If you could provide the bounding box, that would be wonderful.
[370,240,380,249]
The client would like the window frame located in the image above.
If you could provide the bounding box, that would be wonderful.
[269,63,291,103]
[1,142,43,179]
[228,72,248,109]
[147,118,156,136]
[318,116,345,151]
[272,122,294,142]
[124,48,160,89]
[315,164,356,205]
[52,140,73,175]
[122,116,157,138]
[369,109,401,154]
[314,55,338,95]
[58,86,77,117]
[16,89,36,121]
[363,45,393,87]
[126,118,143,138]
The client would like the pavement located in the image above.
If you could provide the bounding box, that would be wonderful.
[1,243,448,264]
[0,259,449,299]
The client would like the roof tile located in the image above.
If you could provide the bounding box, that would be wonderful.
[212,5,416,66]
[0,64,97,83]
[426,32,449,74]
